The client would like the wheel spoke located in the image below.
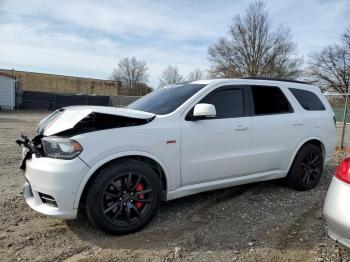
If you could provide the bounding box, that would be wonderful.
[104,192,119,199]
[111,181,123,192]
[126,173,132,190]
[301,171,308,183]
[130,203,142,219]
[103,202,119,214]
[310,155,320,165]
[315,159,322,166]
[309,171,316,180]
[309,152,314,162]
[132,175,142,191]
[135,188,153,196]
[125,206,132,224]
[111,206,123,220]
[305,173,310,184]
[301,162,308,168]
[310,169,319,179]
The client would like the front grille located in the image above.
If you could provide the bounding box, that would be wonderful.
[38,193,57,207]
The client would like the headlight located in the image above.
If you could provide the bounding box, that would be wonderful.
[42,137,83,159]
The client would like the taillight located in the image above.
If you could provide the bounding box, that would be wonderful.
[335,158,350,184]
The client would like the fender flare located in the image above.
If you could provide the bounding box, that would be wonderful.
[73,151,171,209]
[285,136,325,174]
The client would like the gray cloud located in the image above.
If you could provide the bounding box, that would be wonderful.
[0,0,349,86]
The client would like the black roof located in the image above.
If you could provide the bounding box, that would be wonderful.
[243,77,309,85]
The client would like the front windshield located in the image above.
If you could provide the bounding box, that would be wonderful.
[128,83,207,115]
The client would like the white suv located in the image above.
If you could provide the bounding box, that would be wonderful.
[18,78,336,234]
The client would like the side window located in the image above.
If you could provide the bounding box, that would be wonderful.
[198,87,245,119]
[251,85,293,115]
[289,88,326,111]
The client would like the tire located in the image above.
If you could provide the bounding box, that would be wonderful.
[286,144,323,190]
[85,159,162,234]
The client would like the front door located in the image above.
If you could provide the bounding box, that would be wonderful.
[180,86,251,185]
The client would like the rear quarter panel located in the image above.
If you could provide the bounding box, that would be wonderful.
[284,84,336,163]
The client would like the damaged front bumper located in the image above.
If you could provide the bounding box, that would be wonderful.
[18,136,90,220]
[22,181,78,220]
[16,134,43,170]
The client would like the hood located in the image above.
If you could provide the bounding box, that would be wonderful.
[38,106,155,136]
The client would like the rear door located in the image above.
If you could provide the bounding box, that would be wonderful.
[249,85,304,174]
[180,85,252,185]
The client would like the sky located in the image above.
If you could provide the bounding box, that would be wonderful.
[0,0,349,87]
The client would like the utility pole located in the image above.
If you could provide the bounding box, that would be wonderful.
[341,82,350,149]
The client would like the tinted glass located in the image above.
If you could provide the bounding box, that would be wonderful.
[251,86,292,115]
[199,88,244,119]
[128,83,206,115]
[289,88,326,111]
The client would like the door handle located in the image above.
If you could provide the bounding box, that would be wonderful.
[234,125,249,130]
[293,121,304,126]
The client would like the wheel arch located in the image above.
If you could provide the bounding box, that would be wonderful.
[287,137,326,173]
[74,152,170,209]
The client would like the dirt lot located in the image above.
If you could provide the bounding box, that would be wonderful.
[1,111,350,261]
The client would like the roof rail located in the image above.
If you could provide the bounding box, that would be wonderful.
[242,77,309,85]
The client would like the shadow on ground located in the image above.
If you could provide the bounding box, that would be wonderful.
[66,178,326,253]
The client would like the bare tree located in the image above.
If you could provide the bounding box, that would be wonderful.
[308,27,350,93]
[187,68,205,81]
[111,57,148,89]
[159,65,184,87]
[208,1,301,79]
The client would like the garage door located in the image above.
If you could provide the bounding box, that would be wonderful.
[0,76,15,110]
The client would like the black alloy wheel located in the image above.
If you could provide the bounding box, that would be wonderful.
[299,151,322,186]
[286,143,323,190]
[85,159,162,234]
[101,172,153,226]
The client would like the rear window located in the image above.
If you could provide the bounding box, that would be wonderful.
[251,86,293,115]
[289,88,325,111]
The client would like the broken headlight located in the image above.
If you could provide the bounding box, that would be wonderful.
[42,137,83,159]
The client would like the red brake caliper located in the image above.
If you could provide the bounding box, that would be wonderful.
[135,183,144,208]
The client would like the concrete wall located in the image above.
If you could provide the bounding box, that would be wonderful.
[0,69,120,96]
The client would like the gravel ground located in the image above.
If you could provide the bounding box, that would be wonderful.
[1,111,350,261]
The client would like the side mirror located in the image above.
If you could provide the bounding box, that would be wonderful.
[192,103,216,120]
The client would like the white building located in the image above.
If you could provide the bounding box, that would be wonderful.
[0,74,16,110]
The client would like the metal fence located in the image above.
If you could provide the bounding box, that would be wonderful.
[21,91,111,110]
[20,91,142,110]
[110,95,141,107]
[324,93,350,149]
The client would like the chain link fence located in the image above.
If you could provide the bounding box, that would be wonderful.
[324,93,350,149]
